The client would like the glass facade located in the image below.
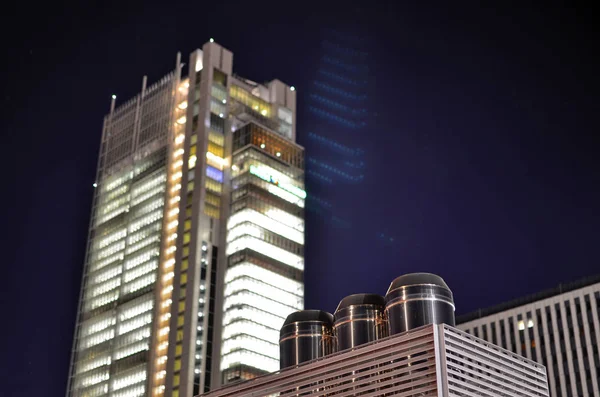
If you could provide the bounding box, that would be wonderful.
[68,74,174,397]
[220,81,303,383]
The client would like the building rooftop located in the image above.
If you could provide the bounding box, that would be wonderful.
[457,274,600,324]
[200,324,549,397]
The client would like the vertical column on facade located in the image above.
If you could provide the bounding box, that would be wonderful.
[559,299,578,397]
[499,318,508,350]
[151,57,183,397]
[494,319,502,350]
[171,50,203,397]
[433,324,450,397]
[132,76,148,154]
[540,305,557,397]
[569,296,589,396]
[522,311,532,360]
[549,301,568,397]
[587,292,600,396]
[511,314,521,356]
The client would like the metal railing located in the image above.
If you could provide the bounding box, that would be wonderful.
[199,324,549,397]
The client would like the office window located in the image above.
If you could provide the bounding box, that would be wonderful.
[500,319,507,349]
[204,206,220,219]
[508,317,516,353]
[491,322,497,345]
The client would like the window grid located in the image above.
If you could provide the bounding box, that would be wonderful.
[457,285,600,397]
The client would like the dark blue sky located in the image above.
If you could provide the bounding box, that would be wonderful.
[1,1,598,396]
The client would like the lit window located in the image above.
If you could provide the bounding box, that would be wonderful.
[222,320,279,343]
[527,319,534,328]
[225,236,304,270]
[220,350,278,374]
[223,290,299,319]
[224,306,286,331]
[227,212,304,245]
[188,155,197,169]
[248,164,306,199]
[206,152,226,170]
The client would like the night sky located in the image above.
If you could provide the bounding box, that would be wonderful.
[1,1,598,396]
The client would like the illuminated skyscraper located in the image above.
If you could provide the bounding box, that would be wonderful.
[66,40,304,397]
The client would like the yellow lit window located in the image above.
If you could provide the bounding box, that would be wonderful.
[205,179,222,194]
[207,142,224,157]
[180,287,186,299]
[176,330,183,342]
[187,181,194,192]
[205,192,221,207]
[184,219,191,231]
[190,145,197,156]
[191,134,197,145]
[208,131,224,146]
[206,153,224,170]
[175,343,183,357]
[177,315,185,327]
[182,246,189,257]
[183,232,190,245]
[173,389,179,397]
[204,206,220,219]
[188,155,197,169]
[178,301,185,313]
[174,359,181,372]
[180,272,188,285]
[181,258,189,271]
[229,85,271,117]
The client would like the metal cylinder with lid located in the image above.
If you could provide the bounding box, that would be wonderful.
[334,293,388,351]
[385,273,455,335]
[279,310,336,370]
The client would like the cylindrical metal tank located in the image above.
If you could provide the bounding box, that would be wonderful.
[385,273,455,335]
[279,310,335,370]
[334,293,387,351]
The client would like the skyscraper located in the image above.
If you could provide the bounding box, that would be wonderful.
[66,40,305,397]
